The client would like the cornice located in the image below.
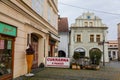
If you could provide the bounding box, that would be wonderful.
[70,27,108,29]
[47,0,58,14]
[0,11,24,25]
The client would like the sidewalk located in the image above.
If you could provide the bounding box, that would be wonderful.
[14,61,120,80]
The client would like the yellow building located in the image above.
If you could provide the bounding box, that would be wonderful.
[0,0,58,79]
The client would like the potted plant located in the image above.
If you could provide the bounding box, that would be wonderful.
[72,52,80,69]
[25,44,35,76]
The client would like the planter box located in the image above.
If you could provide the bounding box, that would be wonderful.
[72,64,80,70]
[85,65,100,70]
[72,64,77,69]
[76,65,80,70]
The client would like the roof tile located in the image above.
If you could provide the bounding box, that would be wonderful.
[58,17,69,32]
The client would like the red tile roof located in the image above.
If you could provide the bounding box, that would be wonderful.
[58,17,69,32]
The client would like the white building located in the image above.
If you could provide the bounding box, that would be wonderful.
[108,40,118,60]
[58,17,69,57]
[69,12,109,62]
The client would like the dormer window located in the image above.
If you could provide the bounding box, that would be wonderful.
[87,16,90,19]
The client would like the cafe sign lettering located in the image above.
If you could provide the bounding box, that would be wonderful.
[0,22,17,37]
[46,57,70,68]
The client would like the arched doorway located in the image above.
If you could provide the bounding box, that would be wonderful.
[89,48,102,64]
[89,48,101,53]
[74,48,85,58]
[58,50,66,57]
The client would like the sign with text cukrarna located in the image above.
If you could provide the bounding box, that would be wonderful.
[46,57,70,68]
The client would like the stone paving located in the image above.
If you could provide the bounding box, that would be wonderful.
[16,61,120,80]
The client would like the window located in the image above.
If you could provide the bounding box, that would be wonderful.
[96,35,100,42]
[89,22,93,27]
[47,5,52,23]
[53,15,57,28]
[77,35,81,42]
[90,35,94,42]
[84,22,88,27]
[110,45,113,47]
[32,0,44,16]
[0,39,13,76]
[87,16,90,19]
[114,45,117,47]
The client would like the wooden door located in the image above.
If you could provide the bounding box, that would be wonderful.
[31,34,39,69]
[31,42,38,69]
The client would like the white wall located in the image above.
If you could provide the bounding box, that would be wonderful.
[58,32,69,57]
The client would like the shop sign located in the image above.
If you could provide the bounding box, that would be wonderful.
[46,57,70,68]
[0,22,17,37]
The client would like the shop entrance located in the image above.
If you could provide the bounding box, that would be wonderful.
[0,35,14,80]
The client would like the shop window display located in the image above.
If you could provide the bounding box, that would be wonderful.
[0,39,12,76]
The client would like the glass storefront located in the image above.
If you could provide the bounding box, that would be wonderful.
[0,38,13,77]
[0,22,16,79]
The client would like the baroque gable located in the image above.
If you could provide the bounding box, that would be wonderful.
[71,12,107,27]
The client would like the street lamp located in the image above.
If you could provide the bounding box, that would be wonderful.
[98,31,106,66]
[98,40,105,66]
[103,39,105,66]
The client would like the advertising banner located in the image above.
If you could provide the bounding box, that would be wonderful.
[46,57,70,68]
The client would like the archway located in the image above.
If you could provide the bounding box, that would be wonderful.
[89,48,101,53]
[58,50,66,57]
[74,48,85,58]
[89,48,102,64]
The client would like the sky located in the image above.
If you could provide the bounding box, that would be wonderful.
[58,0,120,40]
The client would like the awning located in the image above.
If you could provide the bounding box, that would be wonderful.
[49,32,60,41]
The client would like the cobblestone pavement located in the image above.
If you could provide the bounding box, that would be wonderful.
[21,61,120,80]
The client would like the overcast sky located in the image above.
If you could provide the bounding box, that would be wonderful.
[58,0,120,40]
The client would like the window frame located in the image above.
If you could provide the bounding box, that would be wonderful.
[96,35,101,42]
[76,34,81,42]
[90,34,94,42]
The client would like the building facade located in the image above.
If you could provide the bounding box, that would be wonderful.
[108,40,118,61]
[69,12,109,62]
[58,17,69,57]
[0,0,58,79]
